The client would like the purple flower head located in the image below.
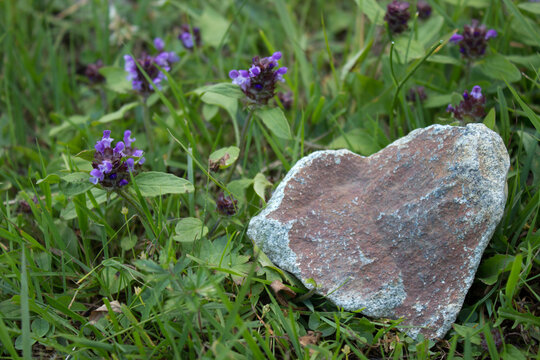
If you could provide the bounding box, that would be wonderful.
[179,25,201,50]
[216,192,238,216]
[154,38,165,51]
[384,1,411,34]
[407,86,427,103]
[417,1,432,20]
[446,85,486,123]
[229,51,288,105]
[84,60,105,84]
[277,91,294,110]
[124,40,179,95]
[450,20,497,58]
[90,129,145,188]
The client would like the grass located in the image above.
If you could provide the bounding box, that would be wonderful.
[0,0,539,358]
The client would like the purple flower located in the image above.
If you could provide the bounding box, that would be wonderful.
[216,192,238,216]
[179,25,201,50]
[154,37,165,51]
[124,39,179,95]
[229,51,288,105]
[417,1,432,20]
[446,85,486,123]
[84,60,105,84]
[90,130,145,188]
[384,1,411,34]
[450,20,497,58]
[406,86,427,103]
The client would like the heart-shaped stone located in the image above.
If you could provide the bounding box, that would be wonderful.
[248,124,509,340]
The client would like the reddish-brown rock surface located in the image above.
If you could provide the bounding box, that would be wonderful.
[248,124,509,339]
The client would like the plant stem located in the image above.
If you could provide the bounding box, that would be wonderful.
[116,188,157,239]
[225,109,254,184]
[142,97,155,154]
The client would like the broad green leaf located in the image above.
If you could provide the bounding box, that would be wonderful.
[393,37,425,64]
[506,54,540,68]
[49,115,89,137]
[502,344,528,360]
[394,36,426,64]
[253,173,272,203]
[93,102,139,125]
[173,217,208,243]
[508,8,540,48]
[518,2,540,15]
[328,128,380,156]
[197,7,230,47]
[452,324,482,344]
[192,82,244,99]
[201,92,238,123]
[443,0,489,7]
[423,93,454,109]
[120,236,137,251]
[59,172,93,197]
[31,319,50,337]
[74,149,95,162]
[100,266,131,294]
[209,146,240,170]
[417,16,444,47]
[134,171,194,197]
[483,108,496,130]
[478,54,521,83]
[477,254,515,285]
[36,173,61,185]
[255,107,292,140]
[354,0,385,25]
[100,66,131,93]
[61,188,113,220]
[227,178,254,205]
[427,54,461,65]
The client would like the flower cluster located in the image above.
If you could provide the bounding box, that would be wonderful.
[406,86,427,103]
[450,20,497,59]
[90,130,145,188]
[216,192,238,216]
[84,60,105,84]
[446,85,486,123]
[384,1,411,34]
[417,1,432,20]
[124,38,179,95]
[179,25,201,50]
[229,52,287,105]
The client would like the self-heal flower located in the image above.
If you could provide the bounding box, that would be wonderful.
[446,85,486,123]
[84,60,105,84]
[179,25,201,50]
[90,130,145,188]
[449,20,497,59]
[229,52,288,105]
[216,192,238,216]
[124,38,179,95]
[417,1,432,20]
[384,1,411,34]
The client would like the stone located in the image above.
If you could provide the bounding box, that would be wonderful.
[247,124,509,340]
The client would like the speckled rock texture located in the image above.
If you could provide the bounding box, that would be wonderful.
[248,124,509,340]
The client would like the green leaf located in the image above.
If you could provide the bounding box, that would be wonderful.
[31,319,50,338]
[93,102,139,125]
[209,146,240,170]
[423,93,454,109]
[192,82,244,99]
[478,54,521,83]
[196,7,230,47]
[255,107,292,140]
[340,39,373,82]
[228,178,254,205]
[505,253,522,304]
[74,149,95,162]
[498,307,540,328]
[59,172,93,197]
[505,82,540,133]
[502,344,528,360]
[417,16,444,47]
[477,254,515,285]
[253,173,272,203]
[36,173,61,185]
[100,66,131,93]
[354,0,385,25]
[328,128,380,156]
[200,92,238,123]
[100,266,131,294]
[483,108,496,130]
[443,0,490,7]
[49,115,89,137]
[393,37,425,64]
[427,54,461,65]
[173,217,208,243]
[120,236,137,251]
[518,2,540,15]
[134,171,194,197]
